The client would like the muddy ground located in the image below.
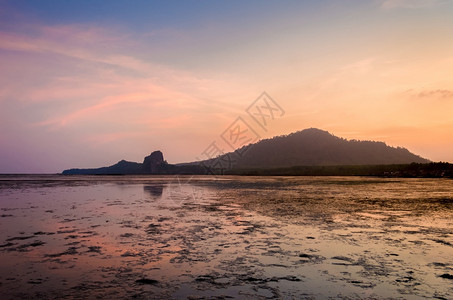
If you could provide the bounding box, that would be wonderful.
[0,175,452,299]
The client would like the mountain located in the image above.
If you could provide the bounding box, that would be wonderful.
[62,128,430,175]
[197,128,429,169]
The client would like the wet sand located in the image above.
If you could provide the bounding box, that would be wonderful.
[0,175,452,299]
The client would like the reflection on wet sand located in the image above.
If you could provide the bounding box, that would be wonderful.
[143,184,164,199]
[0,175,452,299]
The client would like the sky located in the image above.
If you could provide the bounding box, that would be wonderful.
[1,0,453,173]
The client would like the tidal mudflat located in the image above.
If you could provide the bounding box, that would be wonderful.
[0,175,452,299]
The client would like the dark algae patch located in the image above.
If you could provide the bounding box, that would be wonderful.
[135,278,159,285]
[439,274,453,280]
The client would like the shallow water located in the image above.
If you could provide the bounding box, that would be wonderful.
[0,175,452,299]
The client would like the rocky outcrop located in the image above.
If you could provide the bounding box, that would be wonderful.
[142,151,164,174]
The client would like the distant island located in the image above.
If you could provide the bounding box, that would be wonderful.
[62,128,453,178]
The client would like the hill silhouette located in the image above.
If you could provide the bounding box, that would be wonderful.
[63,151,166,175]
[197,128,429,169]
[62,128,431,175]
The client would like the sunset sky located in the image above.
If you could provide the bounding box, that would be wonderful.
[1,0,453,173]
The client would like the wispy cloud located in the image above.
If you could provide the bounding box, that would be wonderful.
[380,0,451,9]
[413,89,453,99]
[0,23,246,129]
[0,28,160,75]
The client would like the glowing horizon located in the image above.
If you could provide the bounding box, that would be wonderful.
[1,0,453,173]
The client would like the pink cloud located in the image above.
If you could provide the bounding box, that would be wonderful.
[0,22,257,172]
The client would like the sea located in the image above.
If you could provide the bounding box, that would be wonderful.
[0,175,452,299]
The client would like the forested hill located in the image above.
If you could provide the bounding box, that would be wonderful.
[198,128,430,169]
